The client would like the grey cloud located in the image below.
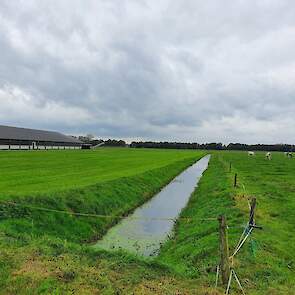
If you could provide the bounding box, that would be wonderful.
[0,0,295,143]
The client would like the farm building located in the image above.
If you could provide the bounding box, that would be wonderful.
[0,125,82,150]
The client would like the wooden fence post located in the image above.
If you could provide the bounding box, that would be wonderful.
[234,173,238,187]
[229,162,232,172]
[218,215,230,285]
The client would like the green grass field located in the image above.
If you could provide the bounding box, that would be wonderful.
[0,148,201,196]
[159,151,295,294]
[0,149,294,294]
[217,151,295,294]
[0,148,210,294]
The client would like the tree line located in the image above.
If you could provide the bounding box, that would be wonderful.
[76,134,295,151]
[130,141,295,152]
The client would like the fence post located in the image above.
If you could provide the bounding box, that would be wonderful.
[234,173,238,187]
[218,215,230,285]
[249,197,256,226]
[229,162,232,172]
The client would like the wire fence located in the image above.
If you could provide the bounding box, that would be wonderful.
[214,159,263,295]
[0,158,261,294]
[0,200,217,222]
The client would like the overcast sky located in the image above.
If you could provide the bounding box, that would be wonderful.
[0,1,295,144]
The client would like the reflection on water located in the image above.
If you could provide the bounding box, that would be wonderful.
[94,155,211,256]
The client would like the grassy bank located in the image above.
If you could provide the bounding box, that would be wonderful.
[158,151,295,294]
[157,154,243,284]
[0,152,204,243]
[0,235,219,294]
[0,149,208,293]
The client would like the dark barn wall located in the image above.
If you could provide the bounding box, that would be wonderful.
[0,139,81,150]
[0,125,82,150]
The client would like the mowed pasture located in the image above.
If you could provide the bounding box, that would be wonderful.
[0,148,209,294]
[1,148,295,294]
[0,148,205,244]
[217,151,295,293]
[0,148,202,196]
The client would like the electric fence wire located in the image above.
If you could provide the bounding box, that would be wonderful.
[0,200,217,222]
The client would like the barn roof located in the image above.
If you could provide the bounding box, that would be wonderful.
[0,125,82,143]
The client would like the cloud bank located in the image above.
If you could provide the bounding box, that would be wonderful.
[0,0,295,143]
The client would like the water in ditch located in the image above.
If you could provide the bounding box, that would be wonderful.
[94,155,211,257]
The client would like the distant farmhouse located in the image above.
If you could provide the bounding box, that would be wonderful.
[0,125,82,150]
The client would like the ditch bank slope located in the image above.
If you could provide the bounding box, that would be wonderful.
[0,155,204,244]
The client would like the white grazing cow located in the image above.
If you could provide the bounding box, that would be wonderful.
[248,151,255,156]
[266,152,272,160]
